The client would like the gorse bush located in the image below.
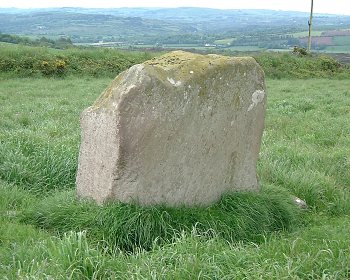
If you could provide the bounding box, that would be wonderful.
[0,43,154,78]
[1,42,349,79]
[39,59,67,76]
[254,52,348,79]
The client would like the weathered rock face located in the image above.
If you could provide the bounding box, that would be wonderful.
[76,51,266,206]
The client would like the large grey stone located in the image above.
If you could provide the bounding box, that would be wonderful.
[76,51,267,206]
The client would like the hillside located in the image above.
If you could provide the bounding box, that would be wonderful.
[0,11,187,43]
[1,7,350,52]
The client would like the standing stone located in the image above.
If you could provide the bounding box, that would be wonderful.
[76,51,266,206]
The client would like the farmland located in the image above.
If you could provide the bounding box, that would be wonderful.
[1,7,350,53]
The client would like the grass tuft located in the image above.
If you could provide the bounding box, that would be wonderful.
[21,185,300,252]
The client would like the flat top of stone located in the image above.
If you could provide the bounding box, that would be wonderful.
[144,50,256,80]
[145,50,248,68]
[92,51,261,110]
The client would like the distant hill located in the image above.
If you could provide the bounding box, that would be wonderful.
[1,7,350,50]
[0,11,189,43]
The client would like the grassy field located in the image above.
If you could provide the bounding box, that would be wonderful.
[333,36,350,46]
[0,74,349,278]
[288,30,324,38]
[226,46,264,52]
[287,30,350,54]
[214,38,235,45]
[324,46,350,53]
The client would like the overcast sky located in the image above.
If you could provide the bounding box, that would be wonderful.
[1,0,350,16]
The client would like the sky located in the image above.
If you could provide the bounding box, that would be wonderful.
[1,0,350,16]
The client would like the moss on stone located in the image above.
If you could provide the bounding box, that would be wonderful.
[91,51,260,111]
[144,51,256,84]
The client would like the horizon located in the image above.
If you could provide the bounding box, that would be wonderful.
[1,6,347,15]
[1,0,350,16]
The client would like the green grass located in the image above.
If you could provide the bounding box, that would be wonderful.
[0,73,350,278]
[20,186,299,252]
[260,79,350,215]
[0,77,111,193]
[1,210,349,279]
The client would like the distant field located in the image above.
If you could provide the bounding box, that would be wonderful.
[214,38,235,45]
[267,48,291,52]
[322,30,350,36]
[289,30,324,38]
[226,46,263,51]
[287,29,350,53]
[333,35,350,45]
[125,44,263,52]
[160,44,199,49]
[299,36,333,47]
[324,46,350,53]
